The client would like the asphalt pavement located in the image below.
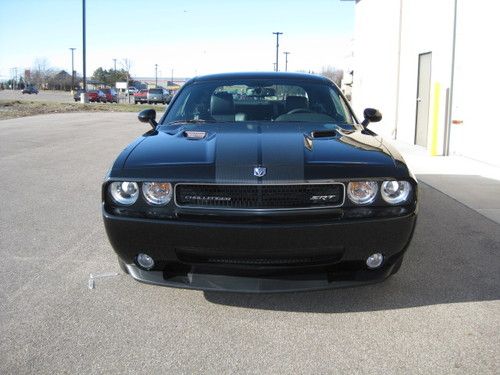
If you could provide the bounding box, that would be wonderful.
[0,112,499,374]
[0,89,136,104]
[0,89,75,103]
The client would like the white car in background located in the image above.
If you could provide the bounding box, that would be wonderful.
[128,87,139,95]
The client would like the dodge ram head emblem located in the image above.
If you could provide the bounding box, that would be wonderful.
[253,166,267,177]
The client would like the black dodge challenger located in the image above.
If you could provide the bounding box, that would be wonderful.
[103,72,417,292]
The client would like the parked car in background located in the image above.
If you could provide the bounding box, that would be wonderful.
[164,91,173,104]
[73,89,84,102]
[102,72,418,292]
[134,89,148,104]
[22,86,39,94]
[128,86,139,95]
[147,88,170,104]
[87,90,106,103]
[101,88,118,103]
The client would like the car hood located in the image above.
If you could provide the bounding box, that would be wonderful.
[117,122,409,181]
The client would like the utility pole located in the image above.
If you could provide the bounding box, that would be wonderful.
[113,58,117,71]
[82,0,87,94]
[283,51,290,72]
[171,69,174,85]
[155,64,158,87]
[11,68,16,90]
[272,32,283,72]
[69,48,76,91]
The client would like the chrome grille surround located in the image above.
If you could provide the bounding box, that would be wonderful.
[174,182,346,210]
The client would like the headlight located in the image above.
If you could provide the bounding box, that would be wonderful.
[381,180,411,204]
[347,181,378,205]
[109,181,139,205]
[142,182,173,205]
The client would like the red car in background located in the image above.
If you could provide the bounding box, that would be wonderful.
[87,90,106,102]
[134,89,148,104]
[101,88,118,103]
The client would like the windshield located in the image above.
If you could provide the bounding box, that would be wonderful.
[163,79,355,126]
[149,89,162,94]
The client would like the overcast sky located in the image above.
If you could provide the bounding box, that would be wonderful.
[0,0,354,80]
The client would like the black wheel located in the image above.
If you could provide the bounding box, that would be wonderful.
[118,258,129,274]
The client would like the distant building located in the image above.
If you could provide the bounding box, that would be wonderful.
[48,70,72,90]
[135,77,188,89]
[352,0,499,165]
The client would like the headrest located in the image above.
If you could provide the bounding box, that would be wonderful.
[211,92,234,115]
[286,95,308,112]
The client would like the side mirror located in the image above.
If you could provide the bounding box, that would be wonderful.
[361,108,382,127]
[138,109,157,128]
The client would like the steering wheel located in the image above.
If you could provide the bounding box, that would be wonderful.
[286,108,314,115]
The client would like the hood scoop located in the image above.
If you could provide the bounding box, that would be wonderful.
[183,130,207,140]
[304,130,338,151]
[310,130,337,138]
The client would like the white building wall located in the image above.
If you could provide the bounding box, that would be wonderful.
[450,0,500,164]
[395,0,455,153]
[353,0,500,165]
[351,0,401,138]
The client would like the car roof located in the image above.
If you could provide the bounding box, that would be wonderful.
[189,71,332,84]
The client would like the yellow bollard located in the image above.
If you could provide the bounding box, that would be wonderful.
[430,82,441,156]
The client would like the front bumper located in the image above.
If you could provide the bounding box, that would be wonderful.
[103,210,417,292]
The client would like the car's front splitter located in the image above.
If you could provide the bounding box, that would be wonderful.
[122,256,403,293]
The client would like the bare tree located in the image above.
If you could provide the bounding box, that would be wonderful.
[31,58,56,88]
[320,66,344,86]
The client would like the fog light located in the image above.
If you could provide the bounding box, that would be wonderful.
[136,253,155,270]
[366,253,384,269]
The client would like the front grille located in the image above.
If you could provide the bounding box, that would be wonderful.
[175,183,344,209]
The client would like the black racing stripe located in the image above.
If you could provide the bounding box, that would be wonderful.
[257,124,263,184]
[214,128,259,183]
[214,124,305,183]
[260,126,305,183]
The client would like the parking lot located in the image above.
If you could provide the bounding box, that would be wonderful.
[0,112,499,373]
[0,89,139,105]
[0,89,76,103]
